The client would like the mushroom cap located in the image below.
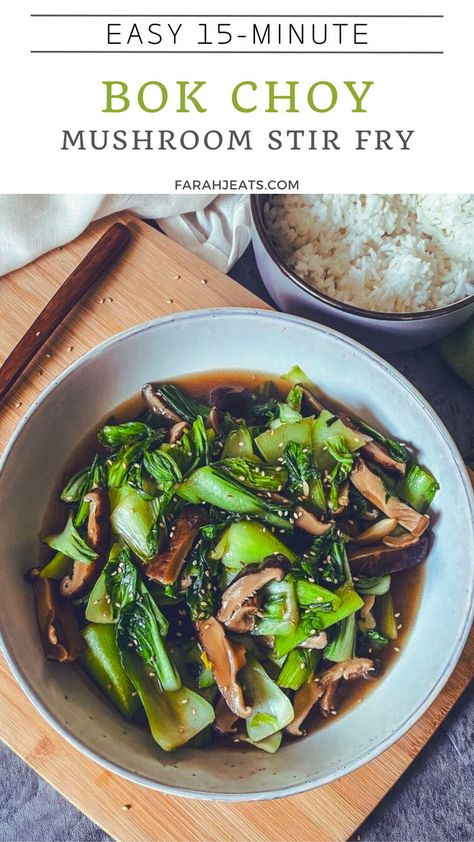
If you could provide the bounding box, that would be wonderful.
[362,440,406,476]
[209,386,250,416]
[196,616,252,719]
[348,531,430,576]
[318,657,375,717]
[206,406,223,435]
[294,506,333,536]
[146,505,208,585]
[350,458,429,536]
[26,567,85,662]
[168,421,190,445]
[217,554,289,632]
[219,594,261,634]
[60,488,110,599]
[142,383,183,425]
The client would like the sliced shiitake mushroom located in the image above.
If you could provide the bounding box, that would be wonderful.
[206,406,222,435]
[145,505,208,585]
[26,568,85,662]
[318,658,376,718]
[196,616,251,719]
[60,488,110,599]
[142,383,183,425]
[348,531,430,576]
[294,506,333,536]
[350,458,429,537]
[168,421,189,445]
[209,386,250,416]
[217,555,289,633]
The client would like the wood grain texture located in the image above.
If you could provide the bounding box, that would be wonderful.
[0,212,472,842]
[0,222,131,402]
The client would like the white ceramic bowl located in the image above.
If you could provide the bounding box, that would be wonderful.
[0,308,473,800]
[251,196,474,353]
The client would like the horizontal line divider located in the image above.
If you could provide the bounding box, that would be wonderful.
[30,13,445,17]
[30,50,445,55]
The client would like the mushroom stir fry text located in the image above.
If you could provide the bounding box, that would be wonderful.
[28,367,439,752]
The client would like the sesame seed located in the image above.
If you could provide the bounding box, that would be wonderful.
[121,804,132,811]
[201,278,208,284]
[394,646,400,652]
[67,346,74,352]
[35,330,41,337]
[394,612,401,618]
[166,298,174,305]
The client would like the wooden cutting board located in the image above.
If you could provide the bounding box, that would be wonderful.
[0,213,472,842]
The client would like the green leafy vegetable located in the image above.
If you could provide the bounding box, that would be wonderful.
[215,457,288,492]
[276,648,319,691]
[81,623,139,719]
[240,655,294,742]
[107,442,145,488]
[281,365,311,386]
[396,464,440,513]
[185,542,215,622]
[99,422,155,448]
[176,466,292,530]
[210,520,296,572]
[44,514,98,565]
[357,420,410,464]
[118,650,214,751]
[357,628,389,656]
[286,384,304,413]
[222,426,255,459]
[117,592,181,692]
[110,486,159,561]
[324,613,357,662]
[155,384,210,424]
[253,576,299,637]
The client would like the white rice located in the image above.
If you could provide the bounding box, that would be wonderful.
[263,194,474,312]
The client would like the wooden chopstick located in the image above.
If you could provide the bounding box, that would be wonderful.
[0,222,131,403]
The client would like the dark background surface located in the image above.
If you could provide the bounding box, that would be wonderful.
[1,244,473,842]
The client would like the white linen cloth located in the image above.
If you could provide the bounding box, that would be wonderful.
[0,194,251,277]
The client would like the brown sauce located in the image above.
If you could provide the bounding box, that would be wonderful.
[42,369,423,729]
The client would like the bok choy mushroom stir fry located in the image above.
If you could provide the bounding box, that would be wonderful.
[27,367,439,753]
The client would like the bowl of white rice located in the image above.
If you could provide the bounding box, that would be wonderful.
[251,194,474,352]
